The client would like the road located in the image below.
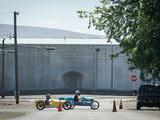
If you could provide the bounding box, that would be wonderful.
[4,96,159,120]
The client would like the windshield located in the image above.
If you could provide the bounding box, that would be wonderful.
[139,86,160,93]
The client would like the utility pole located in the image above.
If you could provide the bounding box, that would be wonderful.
[14,11,19,104]
[107,40,114,90]
[1,38,5,98]
[111,44,113,90]
[95,48,100,89]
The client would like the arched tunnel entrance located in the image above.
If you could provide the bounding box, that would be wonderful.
[63,71,83,90]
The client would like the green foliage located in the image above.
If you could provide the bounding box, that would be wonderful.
[78,0,160,81]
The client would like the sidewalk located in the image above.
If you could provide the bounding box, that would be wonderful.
[0,97,34,120]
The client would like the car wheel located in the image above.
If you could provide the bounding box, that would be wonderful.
[70,104,75,109]
[36,101,45,110]
[136,103,141,110]
[90,101,99,110]
[62,101,71,110]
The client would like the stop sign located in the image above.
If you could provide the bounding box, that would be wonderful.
[130,74,137,81]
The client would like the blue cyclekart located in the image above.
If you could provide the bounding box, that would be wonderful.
[59,96,100,110]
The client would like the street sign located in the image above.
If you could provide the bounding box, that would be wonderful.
[130,73,137,81]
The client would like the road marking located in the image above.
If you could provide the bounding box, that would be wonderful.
[88,117,92,120]
[87,113,92,120]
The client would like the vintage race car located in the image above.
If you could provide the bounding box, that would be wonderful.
[35,99,71,110]
[59,96,100,110]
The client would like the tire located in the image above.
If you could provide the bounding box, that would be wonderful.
[70,104,75,109]
[69,101,75,109]
[62,101,71,110]
[90,101,99,110]
[136,103,141,110]
[36,101,45,110]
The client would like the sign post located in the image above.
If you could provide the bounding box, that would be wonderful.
[130,73,137,96]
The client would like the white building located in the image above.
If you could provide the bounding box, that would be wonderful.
[0,38,141,94]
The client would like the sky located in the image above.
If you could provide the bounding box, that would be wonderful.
[0,0,104,35]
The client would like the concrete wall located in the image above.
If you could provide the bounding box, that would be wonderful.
[0,44,141,93]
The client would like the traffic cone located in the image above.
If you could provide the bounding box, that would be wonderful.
[119,100,123,109]
[57,100,62,112]
[112,100,117,112]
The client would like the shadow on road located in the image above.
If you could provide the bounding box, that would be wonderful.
[126,108,160,111]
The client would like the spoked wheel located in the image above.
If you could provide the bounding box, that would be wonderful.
[36,101,45,110]
[90,101,99,110]
[62,101,71,110]
[70,104,75,109]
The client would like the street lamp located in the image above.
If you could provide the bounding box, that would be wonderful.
[1,37,5,98]
[45,47,56,51]
[0,34,13,99]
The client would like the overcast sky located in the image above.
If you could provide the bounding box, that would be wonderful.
[0,0,104,35]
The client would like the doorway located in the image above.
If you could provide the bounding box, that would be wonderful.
[63,71,83,90]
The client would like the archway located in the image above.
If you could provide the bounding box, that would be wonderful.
[63,71,83,90]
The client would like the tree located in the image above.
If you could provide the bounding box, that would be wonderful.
[78,0,160,82]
